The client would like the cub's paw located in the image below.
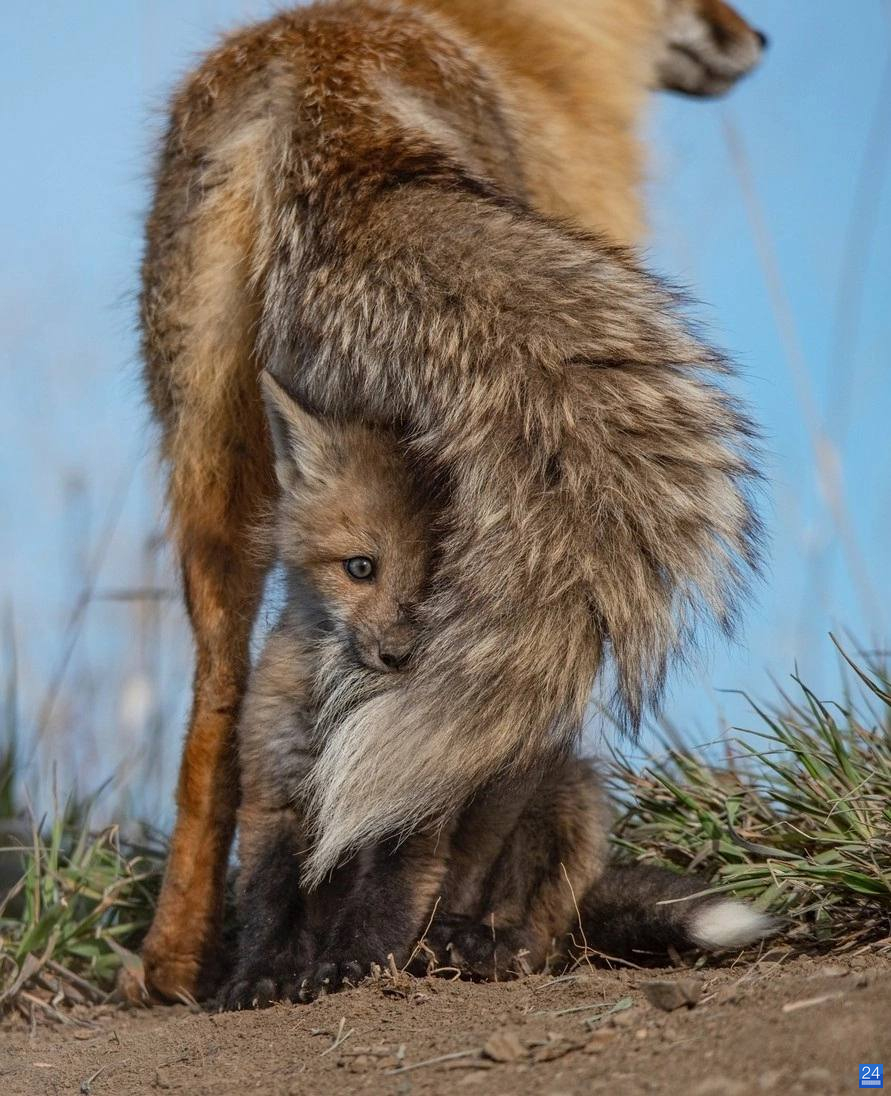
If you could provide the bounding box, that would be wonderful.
[297,959,366,1003]
[219,967,301,1011]
[425,915,529,980]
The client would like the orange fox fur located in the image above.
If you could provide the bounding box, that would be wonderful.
[137,0,765,999]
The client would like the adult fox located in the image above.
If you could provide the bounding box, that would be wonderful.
[139,0,766,999]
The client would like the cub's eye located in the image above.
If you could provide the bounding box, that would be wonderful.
[344,556,375,581]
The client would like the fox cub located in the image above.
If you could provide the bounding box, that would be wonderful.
[222,373,773,1009]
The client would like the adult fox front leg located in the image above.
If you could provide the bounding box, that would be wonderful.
[139,0,764,998]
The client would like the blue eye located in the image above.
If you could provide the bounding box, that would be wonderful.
[344,556,375,580]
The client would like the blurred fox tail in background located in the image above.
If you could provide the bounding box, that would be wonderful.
[138,0,766,998]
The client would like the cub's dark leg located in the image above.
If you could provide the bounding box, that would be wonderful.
[298,829,450,1002]
[420,912,533,980]
[425,760,608,980]
[221,806,308,1010]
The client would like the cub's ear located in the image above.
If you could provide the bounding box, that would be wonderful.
[261,371,341,490]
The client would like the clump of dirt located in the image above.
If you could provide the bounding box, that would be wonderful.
[2,953,889,1095]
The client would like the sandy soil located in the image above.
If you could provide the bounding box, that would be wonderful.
[2,953,889,1095]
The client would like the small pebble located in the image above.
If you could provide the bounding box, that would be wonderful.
[606,1008,637,1029]
[482,1031,526,1063]
[642,977,702,1012]
[584,1030,616,1054]
[800,1067,833,1085]
[691,1079,746,1096]
[815,964,848,978]
[532,1038,583,1063]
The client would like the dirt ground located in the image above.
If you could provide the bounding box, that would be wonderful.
[2,952,889,1096]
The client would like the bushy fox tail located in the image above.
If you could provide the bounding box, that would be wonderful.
[580,865,776,959]
[259,134,761,884]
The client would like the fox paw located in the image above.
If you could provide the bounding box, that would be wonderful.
[142,947,213,1003]
[425,915,530,980]
[139,917,231,1003]
[219,968,302,1008]
[297,959,365,1002]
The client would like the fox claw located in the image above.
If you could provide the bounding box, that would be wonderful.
[219,970,301,1011]
[297,959,365,1002]
[425,915,527,980]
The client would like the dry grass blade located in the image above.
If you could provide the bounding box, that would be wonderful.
[388,1048,481,1075]
[319,1016,355,1057]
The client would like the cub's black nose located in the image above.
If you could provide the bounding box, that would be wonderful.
[379,647,408,670]
[756,29,769,49]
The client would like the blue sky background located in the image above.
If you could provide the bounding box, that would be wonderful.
[1,1,889,821]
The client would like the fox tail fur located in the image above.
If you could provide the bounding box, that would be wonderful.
[580,865,776,960]
[258,135,762,885]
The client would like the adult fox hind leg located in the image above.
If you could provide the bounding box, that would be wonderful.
[139,461,271,1001]
[136,138,275,1000]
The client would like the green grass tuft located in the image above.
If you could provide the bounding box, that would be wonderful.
[609,647,891,951]
[1,647,889,1015]
[0,814,163,1013]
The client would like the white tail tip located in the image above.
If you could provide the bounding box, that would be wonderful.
[690,899,777,950]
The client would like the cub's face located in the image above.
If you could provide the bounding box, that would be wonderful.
[290,441,434,673]
[263,373,435,674]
